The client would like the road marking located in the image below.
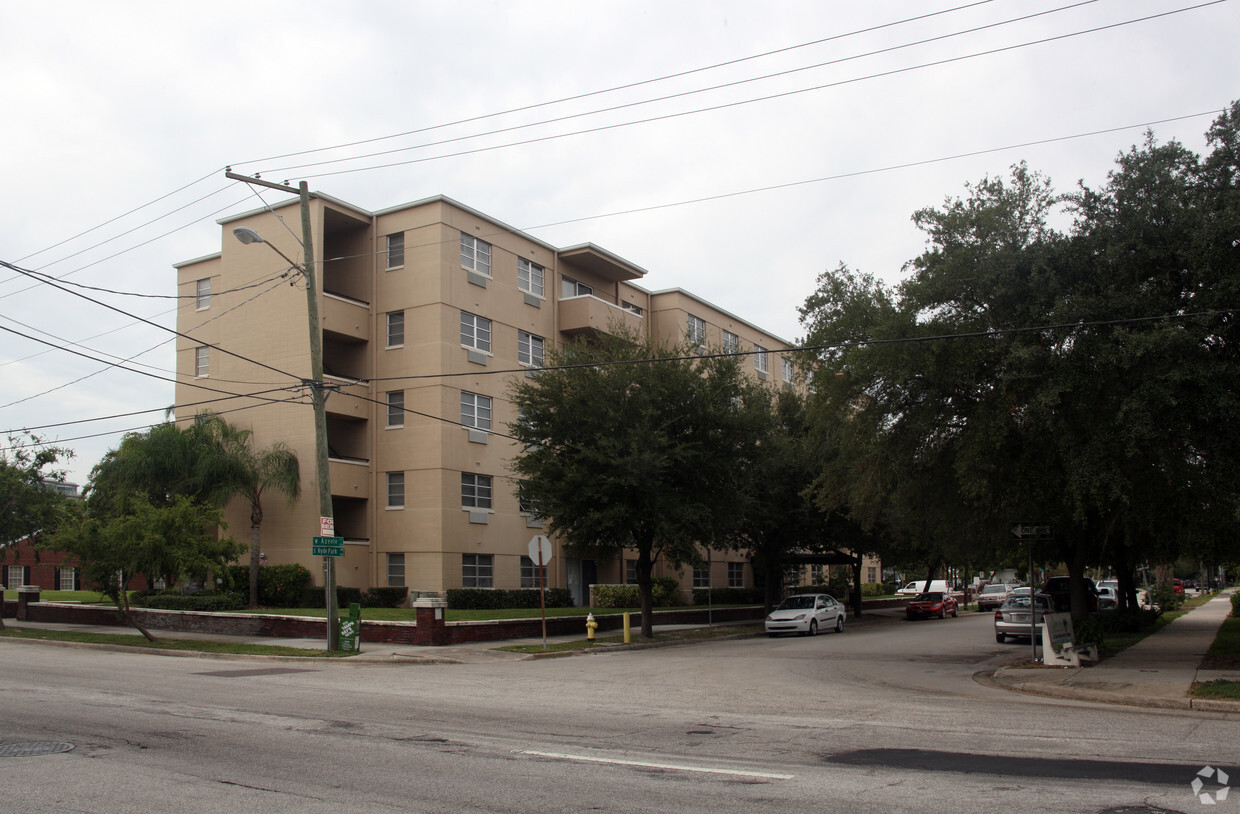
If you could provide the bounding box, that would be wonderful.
[520,750,794,780]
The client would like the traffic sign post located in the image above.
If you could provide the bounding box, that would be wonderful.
[528,535,553,649]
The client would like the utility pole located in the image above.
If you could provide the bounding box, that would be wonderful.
[225,171,338,651]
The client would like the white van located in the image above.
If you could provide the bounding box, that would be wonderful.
[896,579,950,595]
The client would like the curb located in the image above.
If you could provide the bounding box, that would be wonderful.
[983,666,1240,713]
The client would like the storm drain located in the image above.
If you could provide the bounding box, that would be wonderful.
[0,742,75,757]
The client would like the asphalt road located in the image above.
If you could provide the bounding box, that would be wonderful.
[2,610,1234,813]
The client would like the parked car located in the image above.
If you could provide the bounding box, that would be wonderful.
[896,579,950,595]
[1096,586,1119,611]
[976,583,1014,611]
[994,593,1054,643]
[1173,579,1185,595]
[765,594,846,637]
[1041,576,1099,613]
[905,592,958,620]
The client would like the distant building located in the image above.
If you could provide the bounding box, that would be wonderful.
[174,193,873,604]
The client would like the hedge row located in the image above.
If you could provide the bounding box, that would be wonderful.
[593,580,683,608]
[299,586,410,609]
[447,588,574,610]
[135,593,247,612]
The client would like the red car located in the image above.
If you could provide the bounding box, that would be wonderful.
[905,592,958,620]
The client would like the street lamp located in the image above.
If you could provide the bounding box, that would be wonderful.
[228,178,339,651]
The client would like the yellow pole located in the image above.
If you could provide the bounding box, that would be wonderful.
[623,612,631,644]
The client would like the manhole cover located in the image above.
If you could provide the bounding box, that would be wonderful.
[0,742,75,757]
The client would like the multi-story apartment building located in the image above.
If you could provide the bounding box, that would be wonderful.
[174,193,872,605]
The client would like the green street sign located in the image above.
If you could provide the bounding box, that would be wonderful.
[312,536,345,557]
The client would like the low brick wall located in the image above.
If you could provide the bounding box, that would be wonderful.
[7,601,766,646]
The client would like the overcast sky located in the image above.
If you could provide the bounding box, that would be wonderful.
[2,0,1237,485]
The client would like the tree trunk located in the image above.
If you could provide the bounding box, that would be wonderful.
[249,522,262,608]
[118,587,157,643]
[636,545,656,639]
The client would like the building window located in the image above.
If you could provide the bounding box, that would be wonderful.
[462,554,493,588]
[386,390,404,428]
[460,234,491,276]
[195,278,210,310]
[625,559,638,585]
[386,472,405,509]
[460,391,492,431]
[7,565,24,588]
[520,556,547,589]
[782,357,794,384]
[385,232,405,269]
[387,553,405,587]
[194,346,209,378]
[58,566,77,591]
[722,331,739,354]
[387,310,405,347]
[753,345,768,374]
[462,473,492,510]
[518,258,544,298]
[518,331,545,367]
[518,481,541,516]
[867,566,878,583]
[561,276,592,298]
[688,314,706,347]
[622,301,643,316]
[727,561,744,588]
[693,566,709,589]
[811,564,823,585]
[460,312,491,353]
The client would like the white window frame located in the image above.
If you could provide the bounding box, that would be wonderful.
[387,310,405,347]
[693,565,710,589]
[460,234,491,276]
[386,390,405,428]
[194,346,209,378]
[195,278,210,310]
[728,561,744,588]
[386,471,405,509]
[753,345,768,374]
[517,331,545,367]
[387,553,405,587]
[782,357,794,383]
[462,554,493,588]
[688,314,706,347]
[625,559,638,585]
[460,312,492,353]
[518,481,541,517]
[518,258,544,298]
[386,232,405,270]
[722,331,739,354]
[460,391,492,430]
[461,473,493,510]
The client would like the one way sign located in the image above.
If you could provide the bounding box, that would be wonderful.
[1010,523,1053,540]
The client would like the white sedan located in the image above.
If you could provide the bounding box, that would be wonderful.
[765,593,846,637]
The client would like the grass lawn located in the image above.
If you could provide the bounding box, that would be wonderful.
[2,590,116,604]
[0,626,350,657]
[1190,608,1240,700]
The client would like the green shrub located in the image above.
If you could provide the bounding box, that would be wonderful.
[221,563,314,607]
[1231,591,1239,617]
[300,586,364,608]
[589,581,681,609]
[1149,585,1185,612]
[360,587,409,608]
[861,582,886,597]
[691,587,762,605]
[446,588,574,610]
[136,593,246,612]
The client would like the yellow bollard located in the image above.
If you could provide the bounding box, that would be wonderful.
[586,613,598,642]
[623,612,631,645]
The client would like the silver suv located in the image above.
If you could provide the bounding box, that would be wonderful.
[976,583,1014,611]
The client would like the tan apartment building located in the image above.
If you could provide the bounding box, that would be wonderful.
[174,192,873,605]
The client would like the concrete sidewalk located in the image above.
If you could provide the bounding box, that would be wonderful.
[991,591,1240,712]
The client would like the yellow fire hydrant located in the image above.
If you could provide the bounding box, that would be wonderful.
[586,613,598,642]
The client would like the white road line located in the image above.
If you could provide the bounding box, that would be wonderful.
[520,750,795,780]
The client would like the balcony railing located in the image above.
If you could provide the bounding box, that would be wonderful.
[558,294,644,338]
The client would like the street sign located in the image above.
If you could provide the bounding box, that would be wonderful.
[528,535,553,566]
[312,536,345,557]
[1010,522,1053,540]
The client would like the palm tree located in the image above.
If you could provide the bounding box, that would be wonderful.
[195,416,301,608]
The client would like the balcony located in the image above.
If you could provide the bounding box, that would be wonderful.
[329,457,370,499]
[324,376,370,420]
[322,291,370,343]
[558,294,644,339]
